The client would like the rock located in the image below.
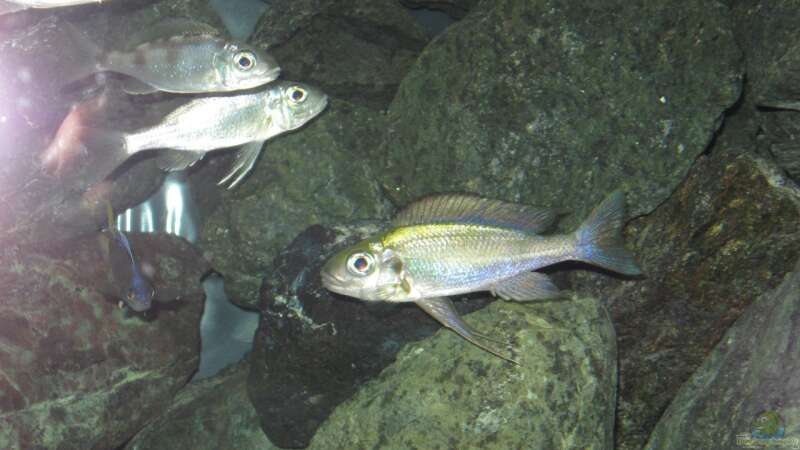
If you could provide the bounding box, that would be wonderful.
[309,296,617,450]
[378,0,742,225]
[399,0,479,19]
[126,362,274,450]
[247,223,492,448]
[567,136,800,448]
[251,0,427,110]
[194,100,391,308]
[0,232,210,449]
[732,0,800,182]
[645,257,800,449]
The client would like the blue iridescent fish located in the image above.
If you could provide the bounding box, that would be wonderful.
[106,203,154,312]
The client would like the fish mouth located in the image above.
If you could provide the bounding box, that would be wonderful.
[320,270,349,295]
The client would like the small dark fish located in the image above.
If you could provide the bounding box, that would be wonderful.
[106,203,154,312]
[321,191,642,364]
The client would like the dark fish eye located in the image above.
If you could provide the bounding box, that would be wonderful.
[234,51,256,71]
[347,252,374,276]
[287,86,307,104]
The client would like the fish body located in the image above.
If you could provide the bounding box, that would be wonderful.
[0,0,102,14]
[321,191,641,363]
[64,20,280,94]
[118,81,327,154]
[106,203,153,312]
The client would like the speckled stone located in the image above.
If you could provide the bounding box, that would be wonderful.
[309,296,617,450]
[378,0,742,225]
[0,232,209,450]
[645,258,800,449]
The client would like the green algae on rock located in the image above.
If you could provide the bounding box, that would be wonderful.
[378,0,742,226]
[309,297,617,450]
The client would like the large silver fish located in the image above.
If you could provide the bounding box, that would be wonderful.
[321,191,642,363]
[0,0,103,15]
[64,19,280,95]
[85,81,327,187]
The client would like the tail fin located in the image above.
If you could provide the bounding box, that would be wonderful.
[61,22,104,87]
[574,191,642,275]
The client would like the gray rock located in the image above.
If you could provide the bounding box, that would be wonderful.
[309,296,617,450]
[0,233,209,449]
[645,256,800,449]
[127,362,275,450]
[195,100,391,308]
[567,127,800,449]
[378,0,742,226]
[252,0,428,110]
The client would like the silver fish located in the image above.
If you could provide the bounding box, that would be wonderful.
[0,0,104,15]
[64,19,280,94]
[321,191,642,363]
[86,81,327,186]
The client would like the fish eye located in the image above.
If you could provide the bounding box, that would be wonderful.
[346,252,374,276]
[287,86,307,104]
[234,51,256,71]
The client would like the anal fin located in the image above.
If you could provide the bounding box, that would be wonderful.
[415,297,518,365]
[156,150,204,172]
[121,78,160,96]
[491,272,562,302]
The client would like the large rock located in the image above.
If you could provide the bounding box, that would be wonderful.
[0,232,210,449]
[309,296,617,450]
[252,0,428,110]
[645,256,800,449]
[568,118,800,449]
[126,362,274,450]
[378,0,742,225]
[247,223,491,448]
[732,0,800,182]
[194,100,391,308]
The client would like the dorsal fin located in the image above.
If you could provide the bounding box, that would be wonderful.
[125,18,223,49]
[392,194,559,234]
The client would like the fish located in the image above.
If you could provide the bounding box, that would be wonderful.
[105,202,154,312]
[83,81,328,188]
[63,19,280,95]
[0,0,104,15]
[321,191,642,364]
[40,91,107,176]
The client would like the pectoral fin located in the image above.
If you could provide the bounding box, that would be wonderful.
[217,140,265,189]
[415,297,518,365]
[491,272,562,302]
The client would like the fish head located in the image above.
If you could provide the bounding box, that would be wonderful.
[268,81,329,131]
[320,237,405,302]
[123,273,155,312]
[216,42,281,91]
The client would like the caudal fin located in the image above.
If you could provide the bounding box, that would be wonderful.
[574,191,642,275]
[61,22,103,87]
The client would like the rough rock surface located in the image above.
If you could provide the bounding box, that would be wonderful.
[126,362,274,450]
[645,257,800,449]
[378,0,742,225]
[0,233,209,450]
[568,124,800,449]
[253,0,428,110]
[399,0,480,19]
[732,0,800,181]
[309,296,617,450]
[195,100,391,308]
[247,223,492,448]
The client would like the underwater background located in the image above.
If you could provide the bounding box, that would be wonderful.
[0,0,799,449]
